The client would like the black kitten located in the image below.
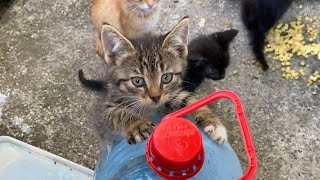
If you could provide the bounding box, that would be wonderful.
[241,0,294,71]
[183,29,238,92]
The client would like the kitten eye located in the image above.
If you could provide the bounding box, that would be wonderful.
[161,73,173,84]
[131,77,145,87]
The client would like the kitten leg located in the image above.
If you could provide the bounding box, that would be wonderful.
[95,35,104,58]
[102,104,155,144]
[251,27,269,71]
[191,104,227,144]
[168,91,227,144]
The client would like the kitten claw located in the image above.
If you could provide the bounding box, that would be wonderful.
[126,120,154,144]
[133,134,143,143]
[195,118,201,124]
[204,125,228,144]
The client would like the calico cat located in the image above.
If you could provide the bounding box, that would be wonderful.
[183,29,238,92]
[79,17,228,145]
[241,0,294,71]
[91,0,161,57]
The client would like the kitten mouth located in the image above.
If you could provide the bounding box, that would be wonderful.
[207,72,225,80]
[150,103,163,109]
[140,4,157,12]
[140,99,164,108]
[149,102,164,108]
[141,8,155,13]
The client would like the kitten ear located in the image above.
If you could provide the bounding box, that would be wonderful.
[162,17,189,59]
[213,29,238,50]
[101,24,135,65]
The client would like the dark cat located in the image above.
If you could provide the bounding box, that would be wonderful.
[241,0,294,71]
[183,29,238,92]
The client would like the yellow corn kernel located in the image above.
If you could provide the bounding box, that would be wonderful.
[286,67,291,72]
[299,70,305,76]
[310,76,318,81]
[297,16,302,21]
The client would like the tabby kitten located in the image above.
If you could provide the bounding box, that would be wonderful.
[80,17,227,145]
[91,0,161,57]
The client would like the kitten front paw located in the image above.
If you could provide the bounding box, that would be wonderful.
[204,124,227,144]
[125,119,155,144]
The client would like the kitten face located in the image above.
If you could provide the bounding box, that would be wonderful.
[128,0,160,14]
[198,53,229,80]
[101,18,189,108]
[115,51,183,108]
[188,29,238,80]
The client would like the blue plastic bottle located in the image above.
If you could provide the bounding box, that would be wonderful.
[94,90,259,179]
[94,113,243,180]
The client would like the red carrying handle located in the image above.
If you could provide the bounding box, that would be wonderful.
[162,90,258,180]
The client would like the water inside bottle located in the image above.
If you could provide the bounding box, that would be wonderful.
[110,156,160,180]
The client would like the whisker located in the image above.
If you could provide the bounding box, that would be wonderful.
[170,97,188,108]
[119,100,140,118]
[130,102,141,117]
[168,100,182,110]
[182,80,194,85]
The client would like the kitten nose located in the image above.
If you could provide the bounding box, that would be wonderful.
[150,96,161,103]
[147,3,154,9]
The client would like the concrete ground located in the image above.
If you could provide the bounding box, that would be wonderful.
[0,0,319,179]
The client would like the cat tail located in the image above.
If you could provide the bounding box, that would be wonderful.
[78,69,105,91]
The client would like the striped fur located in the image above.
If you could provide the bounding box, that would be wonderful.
[87,18,227,145]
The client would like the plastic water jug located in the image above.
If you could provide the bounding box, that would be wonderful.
[94,90,258,180]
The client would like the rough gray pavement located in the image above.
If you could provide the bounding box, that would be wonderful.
[0,0,319,179]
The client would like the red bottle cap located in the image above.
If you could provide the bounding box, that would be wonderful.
[146,117,205,179]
